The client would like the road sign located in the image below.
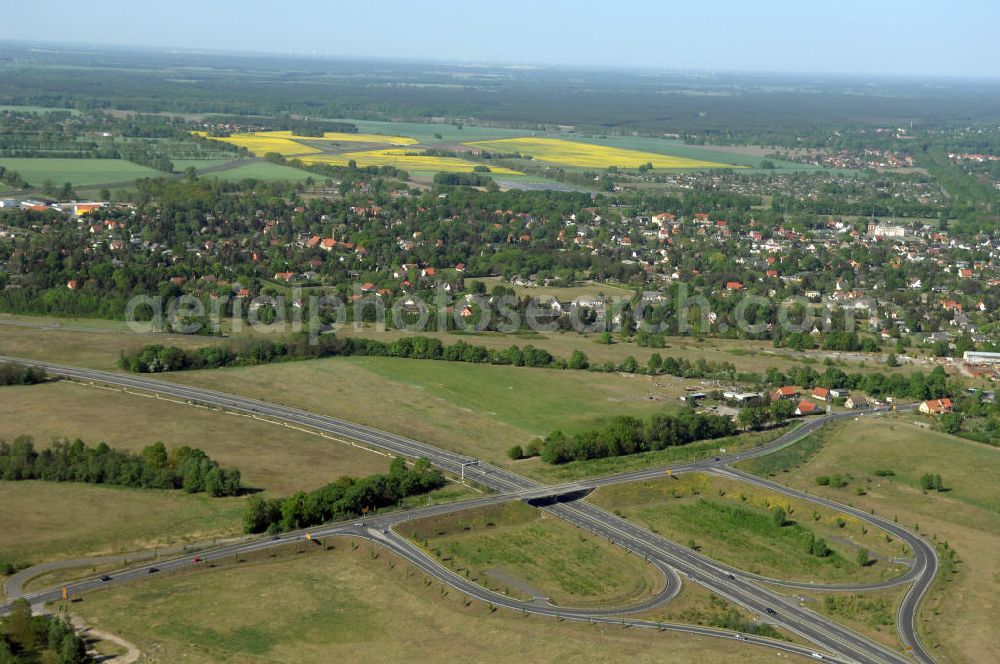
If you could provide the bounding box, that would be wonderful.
[305,532,312,540]
[665,468,672,475]
[62,587,68,600]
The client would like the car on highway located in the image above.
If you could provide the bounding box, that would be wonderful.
[810,654,824,660]
[733,634,746,641]
[148,567,160,574]
[727,573,736,580]
[99,575,112,582]
[192,556,203,563]
[765,607,776,615]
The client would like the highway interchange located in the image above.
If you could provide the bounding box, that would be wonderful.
[0,357,939,664]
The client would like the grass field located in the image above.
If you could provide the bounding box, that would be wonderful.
[771,417,1000,513]
[69,542,784,664]
[589,473,906,584]
[206,161,317,182]
[736,428,828,478]
[466,137,733,170]
[170,158,233,171]
[299,149,522,174]
[0,315,219,370]
[405,501,664,607]
[0,381,396,495]
[0,481,243,565]
[0,158,162,187]
[792,587,906,652]
[770,416,1000,664]
[166,356,684,464]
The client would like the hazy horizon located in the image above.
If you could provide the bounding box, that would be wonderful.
[1,0,997,79]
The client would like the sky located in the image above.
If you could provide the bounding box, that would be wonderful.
[2,0,998,78]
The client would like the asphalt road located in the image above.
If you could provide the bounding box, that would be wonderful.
[0,357,937,663]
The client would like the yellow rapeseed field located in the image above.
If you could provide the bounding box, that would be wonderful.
[466,137,730,169]
[256,130,418,146]
[299,149,523,175]
[192,131,319,157]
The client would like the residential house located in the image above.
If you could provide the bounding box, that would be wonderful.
[772,386,800,400]
[919,398,953,415]
[811,387,831,402]
[795,400,819,416]
[845,396,868,410]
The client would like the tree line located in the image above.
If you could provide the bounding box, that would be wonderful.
[0,436,242,497]
[117,333,734,380]
[433,171,494,186]
[539,410,736,464]
[242,457,445,534]
[0,362,47,386]
[118,334,562,373]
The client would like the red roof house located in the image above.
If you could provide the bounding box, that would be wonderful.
[919,398,953,415]
[772,386,800,400]
[795,400,819,416]
[811,387,831,402]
